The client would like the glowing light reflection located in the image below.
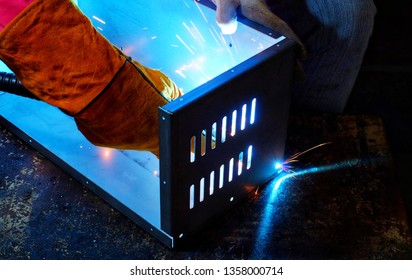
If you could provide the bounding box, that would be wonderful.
[252,159,364,258]
[78,1,283,94]
[218,17,238,35]
[100,147,114,161]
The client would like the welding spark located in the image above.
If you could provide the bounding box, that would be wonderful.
[92,15,106,25]
[176,34,195,55]
[183,22,197,40]
[191,21,206,43]
[182,0,190,8]
[175,58,209,81]
[209,27,222,48]
[194,0,208,23]
[278,142,332,174]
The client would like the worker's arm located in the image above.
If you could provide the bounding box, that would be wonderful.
[0,0,182,156]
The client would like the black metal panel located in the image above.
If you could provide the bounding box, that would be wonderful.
[159,39,296,241]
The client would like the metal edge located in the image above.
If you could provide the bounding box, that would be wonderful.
[0,113,174,248]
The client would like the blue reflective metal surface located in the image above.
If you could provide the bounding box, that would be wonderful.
[77,0,283,94]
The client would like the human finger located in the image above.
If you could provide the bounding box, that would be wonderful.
[212,0,240,34]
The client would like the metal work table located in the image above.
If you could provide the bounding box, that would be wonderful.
[1,114,411,259]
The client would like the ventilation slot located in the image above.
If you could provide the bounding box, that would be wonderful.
[219,164,225,189]
[188,98,257,163]
[188,145,255,210]
[238,151,244,176]
[221,116,227,143]
[228,158,234,182]
[201,129,207,156]
[190,136,196,163]
[211,122,217,150]
[250,98,256,124]
[189,184,195,209]
[209,171,215,195]
[247,145,253,170]
[241,104,247,130]
[231,110,237,136]
[199,178,205,202]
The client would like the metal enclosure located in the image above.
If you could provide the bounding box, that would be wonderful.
[159,43,295,244]
[0,0,296,248]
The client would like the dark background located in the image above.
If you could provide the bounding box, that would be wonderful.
[346,0,412,225]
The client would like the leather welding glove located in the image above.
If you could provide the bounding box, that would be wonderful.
[0,0,182,157]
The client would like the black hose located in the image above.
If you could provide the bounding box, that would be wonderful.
[0,72,39,100]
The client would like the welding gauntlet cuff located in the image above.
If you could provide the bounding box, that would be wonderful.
[0,0,181,156]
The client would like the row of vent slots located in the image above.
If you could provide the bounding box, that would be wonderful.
[190,98,256,163]
[189,145,253,209]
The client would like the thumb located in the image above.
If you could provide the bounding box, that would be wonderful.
[213,0,240,34]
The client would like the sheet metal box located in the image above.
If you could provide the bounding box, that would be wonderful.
[0,0,296,248]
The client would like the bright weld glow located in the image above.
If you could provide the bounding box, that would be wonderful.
[272,160,363,190]
[218,18,238,35]
[100,148,113,161]
[252,159,364,258]
[274,162,283,171]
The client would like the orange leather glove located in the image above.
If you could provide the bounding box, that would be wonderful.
[0,0,182,156]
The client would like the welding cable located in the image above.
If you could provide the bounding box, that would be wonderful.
[0,71,39,100]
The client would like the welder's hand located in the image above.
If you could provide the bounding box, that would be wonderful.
[210,0,307,59]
